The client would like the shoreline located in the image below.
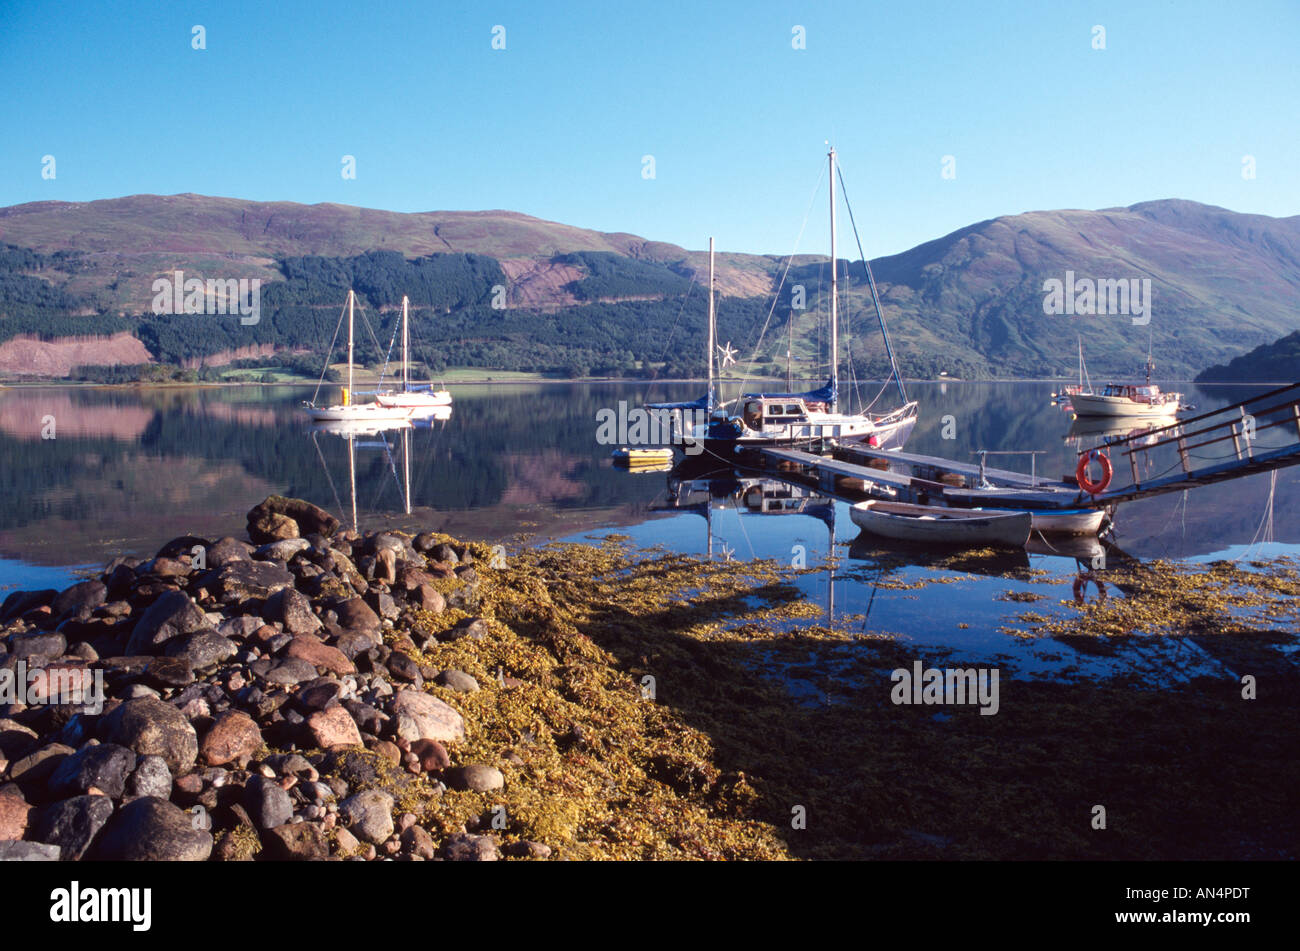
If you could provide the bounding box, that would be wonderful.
[0,377,1288,390]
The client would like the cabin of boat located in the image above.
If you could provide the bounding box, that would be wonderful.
[713,388,918,449]
[1070,382,1182,417]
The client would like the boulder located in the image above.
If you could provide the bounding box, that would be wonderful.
[99,696,199,775]
[208,560,294,602]
[51,580,107,619]
[92,797,212,861]
[390,690,465,744]
[247,496,339,543]
[124,590,213,655]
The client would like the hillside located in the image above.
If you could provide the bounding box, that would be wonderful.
[1,194,1297,380]
[1196,329,1300,383]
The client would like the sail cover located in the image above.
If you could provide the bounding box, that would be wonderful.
[740,378,837,404]
[645,394,712,411]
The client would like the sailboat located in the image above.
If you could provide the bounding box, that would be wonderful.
[304,291,415,423]
[648,147,918,455]
[375,296,453,412]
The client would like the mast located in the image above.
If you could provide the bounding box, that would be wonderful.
[828,146,838,412]
[401,295,410,392]
[707,237,715,416]
[347,434,357,531]
[346,290,355,398]
[402,426,411,515]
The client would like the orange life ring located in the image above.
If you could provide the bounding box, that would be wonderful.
[1076,449,1113,495]
[1073,574,1107,604]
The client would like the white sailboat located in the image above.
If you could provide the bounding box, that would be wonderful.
[375,296,453,412]
[305,291,415,423]
[649,147,918,453]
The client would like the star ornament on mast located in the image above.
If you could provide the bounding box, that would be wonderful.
[717,341,738,369]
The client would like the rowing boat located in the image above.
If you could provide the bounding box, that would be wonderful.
[850,500,1032,548]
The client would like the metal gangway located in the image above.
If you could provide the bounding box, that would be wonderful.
[1085,382,1300,505]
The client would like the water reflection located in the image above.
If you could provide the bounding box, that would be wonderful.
[0,382,1294,579]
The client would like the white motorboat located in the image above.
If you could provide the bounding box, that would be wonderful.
[1068,383,1182,419]
[1066,349,1182,419]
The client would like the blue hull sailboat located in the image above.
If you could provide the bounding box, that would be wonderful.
[648,147,918,457]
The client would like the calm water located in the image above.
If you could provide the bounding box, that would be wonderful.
[1,381,1295,681]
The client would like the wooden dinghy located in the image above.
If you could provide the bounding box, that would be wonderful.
[850,500,1032,548]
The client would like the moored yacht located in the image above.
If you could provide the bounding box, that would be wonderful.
[374,296,453,412]
[648,147,918,457]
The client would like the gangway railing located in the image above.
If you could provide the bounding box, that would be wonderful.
[1079,382,1300,501]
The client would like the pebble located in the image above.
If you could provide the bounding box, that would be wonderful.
[439,832,499,862]
[444,764,505,793]
[0,841,61,861]
[48,743,137,800]
[261,821,329,860]
[441,617,490,643]
[199,710,263,767]
[0,495,504,865]
[243,775,294,830]
[0,791,31,840]
[127,755,172,799]
[124,590,213,655]
[32,794,115,861]
[306,705,362,750]
[339,789,395,844]
[285,636,355,676]
[390,689,466,744]
[434,669,480,693]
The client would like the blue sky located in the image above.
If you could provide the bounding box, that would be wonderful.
[2,0,1297,257]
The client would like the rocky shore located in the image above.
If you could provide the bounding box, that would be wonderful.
[4,497,1298,861]
[0,495,576,861]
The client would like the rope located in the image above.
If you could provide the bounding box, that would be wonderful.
[642,274,698,403]
[836,163,907,405]
[310,297,350,405]
[735,163,827,396]
[311,430,346,525]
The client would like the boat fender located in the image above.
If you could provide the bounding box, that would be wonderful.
[868,434,880,448]
[1076,449,1113,495]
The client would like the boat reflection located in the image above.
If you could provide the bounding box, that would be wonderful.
[654,465,840,622]
[309,405,453,529]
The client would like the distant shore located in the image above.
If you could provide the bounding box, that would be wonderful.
[2,376,1284,390]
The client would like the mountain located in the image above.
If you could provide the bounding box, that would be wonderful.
[1196,329,1300,383]
[0,194,781,312]
[1,194,1297,381]
[852,199,1300,379]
